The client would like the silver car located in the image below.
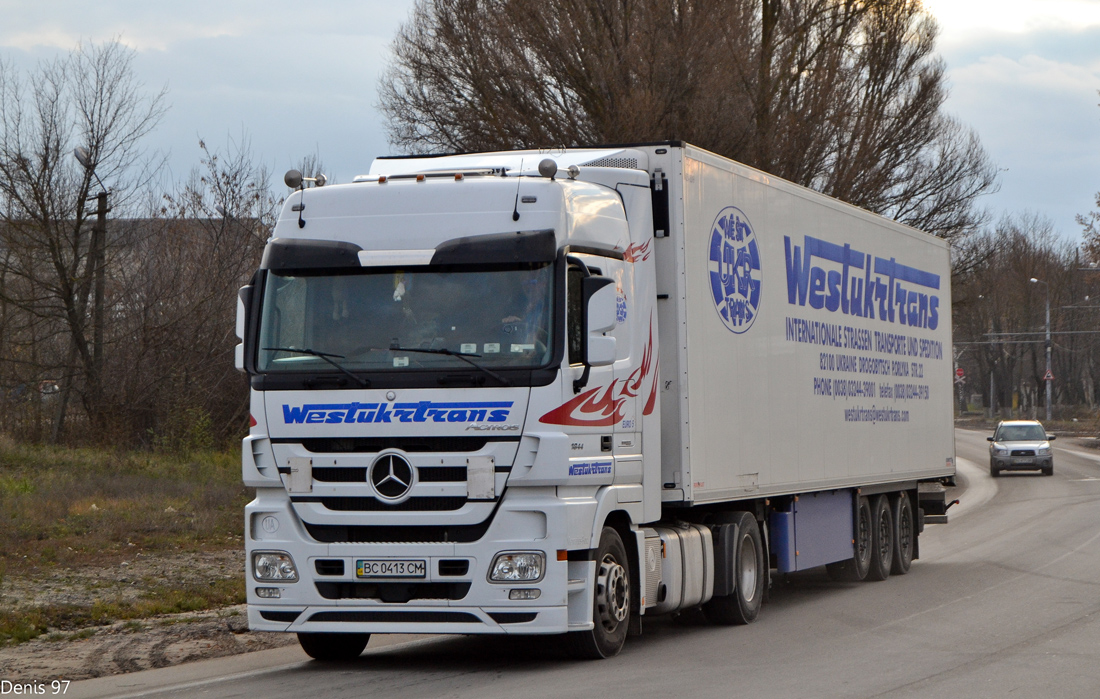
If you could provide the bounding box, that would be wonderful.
[987,420,1055,477]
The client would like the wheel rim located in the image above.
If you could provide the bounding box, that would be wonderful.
[739,533,759,603]
[857,503,871,562]
[596,552,629,630]
[898,502,912,559]
[877,508,892,561]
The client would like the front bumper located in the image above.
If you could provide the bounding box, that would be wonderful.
[244,490,596,637]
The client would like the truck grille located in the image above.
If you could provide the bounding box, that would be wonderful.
[312,466,467,483]
[304,518,494,543]
[293,496,468,512]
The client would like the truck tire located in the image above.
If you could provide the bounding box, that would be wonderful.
[826,495,872,582]
[567,526,631,659]
[297,632,370,661]
[866,494,893,581]
[703,511,764,626]
[890,492,914,575]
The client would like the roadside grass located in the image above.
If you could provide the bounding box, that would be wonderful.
[0,437,250,646]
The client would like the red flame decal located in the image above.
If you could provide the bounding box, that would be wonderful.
[623,239,652,263]
[539,381,625,426]
[541,315,658,426]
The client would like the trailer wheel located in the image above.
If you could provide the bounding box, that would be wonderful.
[891,492,914,575]
[866,494,893,581]
[567,526,631,659]
[826,495,872,582]
[297,632,370,661]
[703,511,764,625]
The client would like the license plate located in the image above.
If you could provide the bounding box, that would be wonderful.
[356,559,426,579]
[1013,457,1033,464]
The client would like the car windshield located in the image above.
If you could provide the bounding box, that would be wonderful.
[995,424,1047,441]
[257,263,554,373]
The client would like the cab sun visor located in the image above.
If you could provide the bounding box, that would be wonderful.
[261,238,364,270]
[431,229,555,266]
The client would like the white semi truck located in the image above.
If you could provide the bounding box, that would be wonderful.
[236,143,955,660]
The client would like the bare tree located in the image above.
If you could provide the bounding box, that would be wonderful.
[125,135,277,448]
[0,40,166,442]
[952,214,1093,418]
[379,0,996,240]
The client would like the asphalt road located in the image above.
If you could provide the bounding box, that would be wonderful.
[74,428,1100,698]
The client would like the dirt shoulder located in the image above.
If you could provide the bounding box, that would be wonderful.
[0,604,296,682]
[0,550,296,682]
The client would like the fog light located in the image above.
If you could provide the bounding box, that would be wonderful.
[256,586,281,599]
[509,588,541,600]
[489,552,544,582]
[253,551,298,582]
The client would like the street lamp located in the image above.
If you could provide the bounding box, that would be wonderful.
[1030,278,1052,422]
[73,147,110,390]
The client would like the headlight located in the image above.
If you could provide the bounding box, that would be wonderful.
[252,551,298,582]
[489,552,545,582]
[1038,446,1052,455]
[991,445,1008,456]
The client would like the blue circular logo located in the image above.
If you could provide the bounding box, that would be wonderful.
[708,206,762,333]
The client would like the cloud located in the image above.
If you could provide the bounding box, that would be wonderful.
[0,1,413,53]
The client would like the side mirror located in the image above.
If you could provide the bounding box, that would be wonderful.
[584,277,617,367]
[572,275,617,393]
[986,436,994,442]
[1047,434,1057,441]
[235,284,253,372]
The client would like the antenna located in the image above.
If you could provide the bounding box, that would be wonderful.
[512,159,524,222]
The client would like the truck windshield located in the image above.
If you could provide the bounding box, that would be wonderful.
[257,263,554,374]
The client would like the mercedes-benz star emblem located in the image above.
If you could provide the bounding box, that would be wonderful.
[369,453,414,500]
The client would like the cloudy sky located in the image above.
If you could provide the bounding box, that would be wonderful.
[5,1,1100,242]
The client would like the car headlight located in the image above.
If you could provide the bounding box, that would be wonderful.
[489,552,545,582]
[1038,446,1052,455]
[992,446,1008,456]
[252,551,298,582]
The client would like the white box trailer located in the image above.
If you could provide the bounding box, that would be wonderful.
[236,142,955,661]
[653,145,954,505]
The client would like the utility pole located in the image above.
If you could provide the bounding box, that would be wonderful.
[1030,278,1052,422]
[73,147,110,416]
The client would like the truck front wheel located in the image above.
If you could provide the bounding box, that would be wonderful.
[703,511,764,625]
[297,632,370,661]
[567,526,631,659]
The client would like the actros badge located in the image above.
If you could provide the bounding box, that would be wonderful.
[708,206,762,334]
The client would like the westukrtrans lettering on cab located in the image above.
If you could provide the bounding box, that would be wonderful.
[282,401,513,424]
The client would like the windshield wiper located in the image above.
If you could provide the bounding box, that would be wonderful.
[389,345,513,387]
[262,347,370,388]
